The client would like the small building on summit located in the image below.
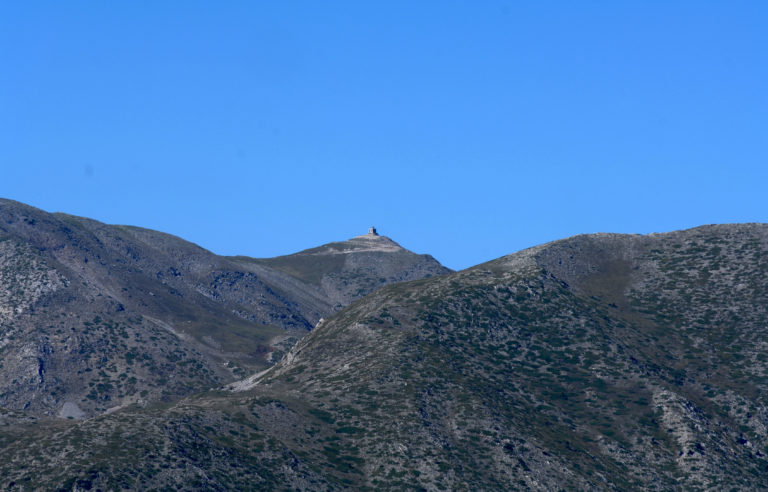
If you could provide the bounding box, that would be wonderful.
[368,226,378,236]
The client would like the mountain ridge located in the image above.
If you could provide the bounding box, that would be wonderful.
[0,198,450,418]
[2,201,767,489]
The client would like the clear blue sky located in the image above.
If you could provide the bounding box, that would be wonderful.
[1,2,766,270]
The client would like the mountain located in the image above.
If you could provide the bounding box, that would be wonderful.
[243,228,448,309]
[230,227,451,317]
[2,223,767,489]
[0,199,450,418]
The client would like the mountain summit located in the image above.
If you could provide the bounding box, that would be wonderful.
[248,227,450,308]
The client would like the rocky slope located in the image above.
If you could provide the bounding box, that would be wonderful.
[2,223,767,489]
[0,199,450,418]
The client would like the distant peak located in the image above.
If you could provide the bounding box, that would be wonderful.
[334,228,403,253]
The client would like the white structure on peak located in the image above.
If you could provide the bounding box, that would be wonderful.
[368,226,378,236]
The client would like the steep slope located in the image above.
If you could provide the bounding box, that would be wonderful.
[0,199,450,418]
[2,223,767,489]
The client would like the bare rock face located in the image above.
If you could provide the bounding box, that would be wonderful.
[0,199,451,417]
